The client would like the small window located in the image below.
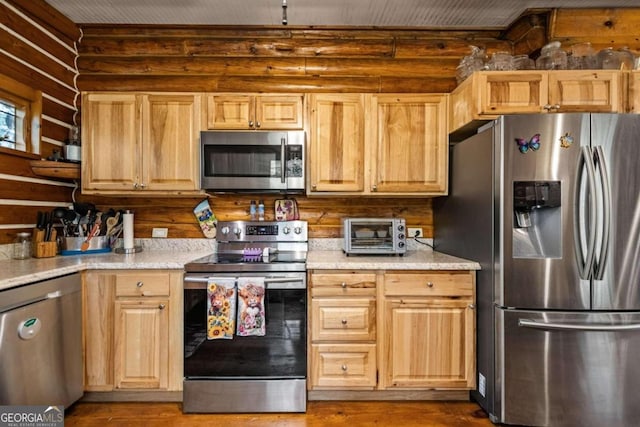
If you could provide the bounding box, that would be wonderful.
[0,99,27,151]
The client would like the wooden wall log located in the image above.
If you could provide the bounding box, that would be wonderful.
[0,1,79,243]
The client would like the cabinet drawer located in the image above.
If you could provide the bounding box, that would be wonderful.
[115,273,171,297]
[310,343,376,389]
[311,298,375,341]
[384,272,473,297]
[310,273,376,297]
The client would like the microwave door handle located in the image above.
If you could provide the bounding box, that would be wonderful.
[281,137,286,183]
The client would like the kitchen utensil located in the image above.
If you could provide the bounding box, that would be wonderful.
[81,213,101,251]
[106,215,119,236]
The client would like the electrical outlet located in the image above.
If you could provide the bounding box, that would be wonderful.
[408,227,422,238]
[152,227,168,238]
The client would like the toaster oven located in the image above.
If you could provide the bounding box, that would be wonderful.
[342,218,407,255]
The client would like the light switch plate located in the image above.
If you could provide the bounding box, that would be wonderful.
[152,227,168,238]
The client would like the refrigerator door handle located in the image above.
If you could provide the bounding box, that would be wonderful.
[593,146,611,280]
[519,318,640,331]
[573,146,598,280]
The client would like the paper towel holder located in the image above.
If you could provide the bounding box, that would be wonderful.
[115,245,143,254]
[116,209,143,254]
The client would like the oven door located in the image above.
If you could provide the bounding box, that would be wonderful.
[183,272,306,379]
[200,131,305,191]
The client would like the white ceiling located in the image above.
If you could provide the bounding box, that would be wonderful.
[45,0,640,28]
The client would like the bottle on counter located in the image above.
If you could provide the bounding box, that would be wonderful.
[258,200,265,221]
[250,200,257,220]
[13,232,32,259]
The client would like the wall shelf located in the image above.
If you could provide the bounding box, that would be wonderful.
[30,160,80,180]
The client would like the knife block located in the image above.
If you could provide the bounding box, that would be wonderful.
[32,228,58,258]
[34,241,57,258]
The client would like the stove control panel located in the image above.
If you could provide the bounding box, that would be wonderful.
[217,220,308,242]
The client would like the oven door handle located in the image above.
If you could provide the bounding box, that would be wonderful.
[183,276,306,290]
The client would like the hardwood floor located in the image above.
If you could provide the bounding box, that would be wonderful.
[65,401,492,426]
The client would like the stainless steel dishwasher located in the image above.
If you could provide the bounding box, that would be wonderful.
[0,273,83,407]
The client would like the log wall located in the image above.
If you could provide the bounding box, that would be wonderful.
[0,0,81,243]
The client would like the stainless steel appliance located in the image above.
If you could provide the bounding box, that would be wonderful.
[200,131,305,192]
[183,220,308,413]
[0,273,83,407]
[342,217,407,255]
[435,114,640,427]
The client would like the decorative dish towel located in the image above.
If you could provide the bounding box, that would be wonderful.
[207,277,236,340]
[236,277,266,336]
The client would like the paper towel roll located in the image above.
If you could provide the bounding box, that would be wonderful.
[123,211,134,250]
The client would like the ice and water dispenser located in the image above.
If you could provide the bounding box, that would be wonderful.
[512,181,561,258]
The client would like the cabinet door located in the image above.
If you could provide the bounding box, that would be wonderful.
[83,271,116,391]
[311,298,376,341]
[630,71,640,113]
[371,94,448,194]
[141,94,201,191]
[308,94,365,192]
[256,95,304,129]
[310,343,377,389]
[476,71,548,115]
[548,70,624,112]
[206,94,253,129]
[381,298,475,389]
[114,299,169,389]
[82,93,140,191]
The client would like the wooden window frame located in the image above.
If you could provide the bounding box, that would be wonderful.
[0,74,42,158]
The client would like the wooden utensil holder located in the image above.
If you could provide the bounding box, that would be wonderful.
[32,227,58,258]
[34,241,58,258]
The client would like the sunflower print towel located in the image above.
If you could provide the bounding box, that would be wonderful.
[207,277,236,340]
[236,277,266,337]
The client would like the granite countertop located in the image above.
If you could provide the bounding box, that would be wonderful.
[0,238,479,291]
[0,250,213,292]
[307,250,480,270]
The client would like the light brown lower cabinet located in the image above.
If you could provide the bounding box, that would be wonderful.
[308,270,476,393]
[83,270,183,392]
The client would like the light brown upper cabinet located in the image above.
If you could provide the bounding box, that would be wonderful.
[370,94,448,195]
[450,70,625,133]
[206,94,304,130]
[308,94,448,197]
[308,94,366,193]
[82,92,201,195]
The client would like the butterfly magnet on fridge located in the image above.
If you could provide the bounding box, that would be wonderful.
[516,133,541,154]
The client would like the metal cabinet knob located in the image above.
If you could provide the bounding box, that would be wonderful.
[372,184,377,192]
[426,282,434,288]
[248,120,254,128]
[341,282,347,289]
[341,319,348,325]
[136,281,144,287]
[139,183,146,188]
[158,304,166,310]
[133,182,138,189]
[312,184,317,190]
[341,364,348,371]
[468,304,476,309]
[256,121,261,128]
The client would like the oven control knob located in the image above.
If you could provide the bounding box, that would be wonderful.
[234,228,242,238]
[294,226,302,234]
[398,241,405,248]
[283,226,291,234]
[220,226,230,235]
[397,224,405,232]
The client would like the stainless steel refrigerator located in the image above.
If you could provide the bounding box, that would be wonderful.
[435,114,640,427]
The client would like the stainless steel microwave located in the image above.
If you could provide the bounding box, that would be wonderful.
[342,218,407,255]
[200,130,305,192]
